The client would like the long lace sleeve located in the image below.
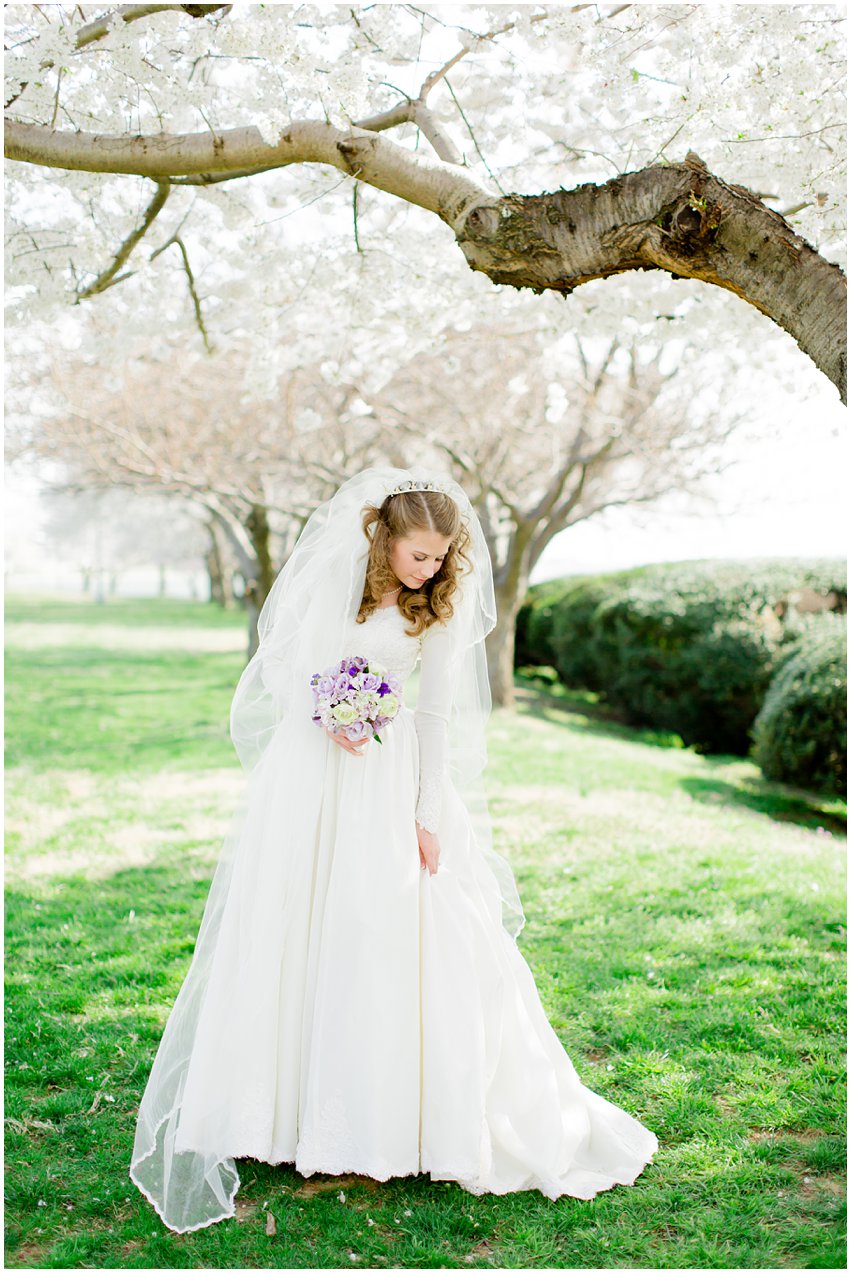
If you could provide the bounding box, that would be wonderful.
[414,621,457,833]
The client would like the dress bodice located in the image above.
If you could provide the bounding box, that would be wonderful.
[342,606,423,687]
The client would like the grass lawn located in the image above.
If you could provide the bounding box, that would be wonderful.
[4,593,846,1270]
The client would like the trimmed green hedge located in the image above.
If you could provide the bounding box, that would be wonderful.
[518,558,846,759]
[516,574,613,688]
[514,576,572,669]
[751,615,847,797]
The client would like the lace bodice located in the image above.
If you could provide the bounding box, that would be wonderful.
[342,606,448,835]
[343,605,423,688]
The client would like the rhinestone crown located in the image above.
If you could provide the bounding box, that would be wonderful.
[387,478,451,497]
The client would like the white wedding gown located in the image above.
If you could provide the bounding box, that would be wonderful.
[130,603,658,1231]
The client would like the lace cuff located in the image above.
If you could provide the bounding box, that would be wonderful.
[415,759,444,833]
[414,709,447,831]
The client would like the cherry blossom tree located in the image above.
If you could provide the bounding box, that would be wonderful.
[4,3,846,399]
[9,344,391,651]
[368,324,751,702]
[12,319,753,700]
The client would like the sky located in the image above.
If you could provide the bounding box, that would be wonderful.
[535,392,848,580]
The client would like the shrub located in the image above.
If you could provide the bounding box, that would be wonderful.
[590,569,788,754]
[514,578,575,670]
[546,574,629,692]
[517,558,846,758]
[751,616,847,797]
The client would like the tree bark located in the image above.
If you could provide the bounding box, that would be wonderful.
[456,158,847,404]
[244,502,275,659]
[487,622,517,712]
[488,585,530,710]
[246,503,275,601]
[205,516,233,607]
[5,119,845,399]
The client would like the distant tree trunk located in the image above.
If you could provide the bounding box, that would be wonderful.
[244,503,276,660]
[247,503,276,602]
[81,567,92,592]
[202,502,270,658]
[205,517,234,608]
[158,563,167,597]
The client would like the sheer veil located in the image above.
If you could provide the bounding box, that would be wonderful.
[129,464,525,1233]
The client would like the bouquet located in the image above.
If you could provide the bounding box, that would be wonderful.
[310,656,403,745]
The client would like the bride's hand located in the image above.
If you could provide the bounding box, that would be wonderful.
[325,726,370,756]
[416,822,440,875]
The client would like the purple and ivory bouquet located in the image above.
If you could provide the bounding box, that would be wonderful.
[310,656,403,745]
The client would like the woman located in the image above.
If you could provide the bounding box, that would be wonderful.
[129,465,658,1233]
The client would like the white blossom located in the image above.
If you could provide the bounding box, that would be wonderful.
[3,2,845,401]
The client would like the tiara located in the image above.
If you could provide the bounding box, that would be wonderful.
[386,479,452,497]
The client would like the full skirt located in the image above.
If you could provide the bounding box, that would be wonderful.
[130,702,658,1231]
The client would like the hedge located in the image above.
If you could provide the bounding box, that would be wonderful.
[751,615,847,797]
[517,557,846,757]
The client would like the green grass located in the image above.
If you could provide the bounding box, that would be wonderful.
[4,594,846,1269]
[4,593,246,774]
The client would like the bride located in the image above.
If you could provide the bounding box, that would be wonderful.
[129,465,658,1233]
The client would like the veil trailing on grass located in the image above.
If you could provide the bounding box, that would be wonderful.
[129,464,524,1232]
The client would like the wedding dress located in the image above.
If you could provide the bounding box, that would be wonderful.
[130,467,658,1233]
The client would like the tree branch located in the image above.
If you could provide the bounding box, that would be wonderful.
[75,5,231,50]
[5,117,845,399]
[3,117,493,226]
[75,179,170,299]
[154,233,214,353]
[355,98,463,165]
[458,158,847,401]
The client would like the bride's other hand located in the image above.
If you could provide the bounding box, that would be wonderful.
[325,726,370,756]
[416,823,440,875]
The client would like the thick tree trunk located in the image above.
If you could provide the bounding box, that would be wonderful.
[487,620,518,712]
[488,584,530,710]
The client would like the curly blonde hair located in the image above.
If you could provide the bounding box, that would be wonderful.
[358,489,473,638]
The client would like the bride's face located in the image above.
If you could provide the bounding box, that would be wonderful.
[389,529,452,589]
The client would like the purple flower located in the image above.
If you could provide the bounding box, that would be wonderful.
[309,653,401,744]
